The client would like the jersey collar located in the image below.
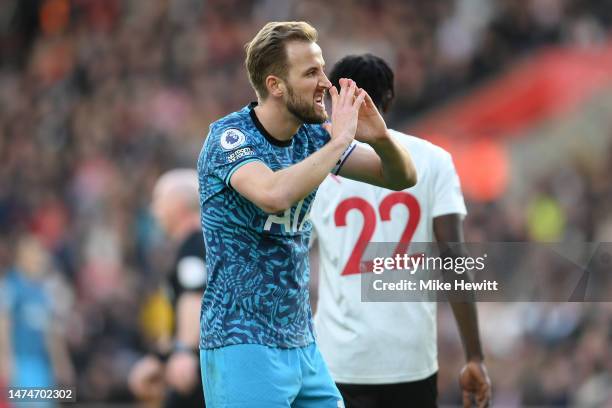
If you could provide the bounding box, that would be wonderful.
[249,102,293,147]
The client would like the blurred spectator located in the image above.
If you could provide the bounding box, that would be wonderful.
[0,235,75,391]
[128,169,206,407]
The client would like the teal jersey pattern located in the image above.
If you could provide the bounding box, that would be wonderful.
[197,103,333,349]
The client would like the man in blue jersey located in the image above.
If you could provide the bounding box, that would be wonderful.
[197,21,417,407]
[0,235,74,401]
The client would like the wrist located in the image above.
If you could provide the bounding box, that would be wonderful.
[467,353,484,363]
[329,134,353,151]
[173,340,196,355]
[368,131,392,149]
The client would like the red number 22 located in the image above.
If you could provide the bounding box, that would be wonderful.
[334,192,421,276]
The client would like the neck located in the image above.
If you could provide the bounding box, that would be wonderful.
[254,98,302,141]
[170,214,201,242]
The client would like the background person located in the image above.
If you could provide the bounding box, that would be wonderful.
[310,54,491,408]
[0,235,75,406]
[128,169,206,407]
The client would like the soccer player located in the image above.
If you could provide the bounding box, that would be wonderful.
[197,22,417,407]
[310,54,492,408]
[129,169,206,407]
[0,236,75,393]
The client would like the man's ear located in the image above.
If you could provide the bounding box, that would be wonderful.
[265,75,286,98]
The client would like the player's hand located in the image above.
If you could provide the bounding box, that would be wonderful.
[128,355,165,401]
[459,360,492,408]
[165,351,198,395]
[354,89,390,146]
[326,78,366,147]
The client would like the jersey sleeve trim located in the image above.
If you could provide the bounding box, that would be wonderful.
[332,141,357,175]
[225,157,264,187]
[432,208,467,218]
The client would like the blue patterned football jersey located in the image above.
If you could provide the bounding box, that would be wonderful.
[197,103,351,349]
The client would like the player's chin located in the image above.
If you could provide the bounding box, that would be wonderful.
[313,105,328,123]
[302,111,327,124]
[311,114,327,124]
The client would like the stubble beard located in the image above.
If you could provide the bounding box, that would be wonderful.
[285,85,327,124]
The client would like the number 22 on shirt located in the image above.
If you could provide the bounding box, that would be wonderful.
[334,192,421,276]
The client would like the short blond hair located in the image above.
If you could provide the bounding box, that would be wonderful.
[245,21,318,99]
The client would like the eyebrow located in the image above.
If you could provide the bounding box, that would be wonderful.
[303,63,325,74]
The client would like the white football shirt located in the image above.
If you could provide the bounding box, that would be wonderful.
[311,130,467,384]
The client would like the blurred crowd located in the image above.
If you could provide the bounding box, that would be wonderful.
[0,0,611,406]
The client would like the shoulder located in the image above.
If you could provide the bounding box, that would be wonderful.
[389,129,454,170]
[209,108,257,147]
[0,272,18,310]
[389,129,448,155]
[2,270,19,287]
[202,108,264,167]
[212,108,249,131]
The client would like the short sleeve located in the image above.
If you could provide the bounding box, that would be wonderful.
[432,151,467,218]
[207,126,265,187]
[174,233,207,295]
[176,256,207,292]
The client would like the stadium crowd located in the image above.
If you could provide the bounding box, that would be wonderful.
[0,0,611,406]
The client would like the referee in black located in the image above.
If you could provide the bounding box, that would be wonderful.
[129,169,206,407]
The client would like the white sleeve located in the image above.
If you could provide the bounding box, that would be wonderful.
[431,151,467,218]
[177,256,207,291]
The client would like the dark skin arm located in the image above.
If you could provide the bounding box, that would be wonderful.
[434,214,492,408]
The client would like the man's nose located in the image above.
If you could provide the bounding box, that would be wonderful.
[320,73,332,89]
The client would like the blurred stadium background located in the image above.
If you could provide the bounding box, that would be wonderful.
[0,0,611,406]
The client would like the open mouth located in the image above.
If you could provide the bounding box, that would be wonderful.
[315,93,325,110]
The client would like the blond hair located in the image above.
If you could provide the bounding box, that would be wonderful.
[245,21,318,99]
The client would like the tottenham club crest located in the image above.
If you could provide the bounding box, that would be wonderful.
[221,128,246,150]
